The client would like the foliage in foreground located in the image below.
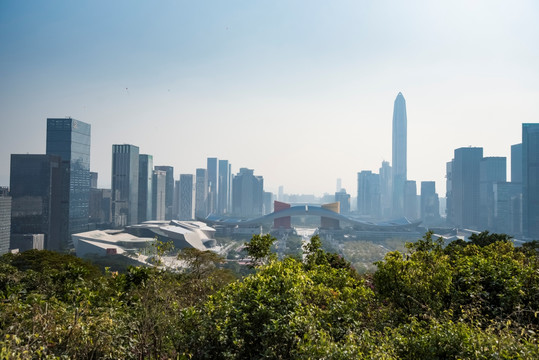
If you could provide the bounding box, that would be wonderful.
[0,232,538,359]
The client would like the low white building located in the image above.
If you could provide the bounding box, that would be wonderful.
[72,220,217,258]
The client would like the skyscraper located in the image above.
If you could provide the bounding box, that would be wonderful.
[112,144,139,227]
[46,117,91,237]
[449,147,483,228]
[232,168,264,218]
[218,159,230,215]
[379,161,392,218]
[420,181,440,225]
[335,189,351,214]
[479,157,506,230]
[195,168,208,219]
[493,182,521,235]
[391,93,407,217]
[404,180,418,220]
[522,123,539,239]
[179,174,194,220]
[90,172,98,188]
[0,187,11,255]
[357,170,381,217]
[10,154,66,250]
[154,166,174,220]
[511,143,523,183]
[152,169,166,221]
[207,158,218,215]
[138,154,153,223]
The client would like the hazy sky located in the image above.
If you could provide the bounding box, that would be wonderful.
[1,0,538,196]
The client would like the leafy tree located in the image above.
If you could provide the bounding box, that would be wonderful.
[469,230,512,247]
[244,233,277,267]
[374,232,453,319]
[181,257,375,359]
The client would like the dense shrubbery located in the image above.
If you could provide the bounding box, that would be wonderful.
[1,232,538,359]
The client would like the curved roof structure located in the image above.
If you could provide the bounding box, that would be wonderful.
[205,205,421,231]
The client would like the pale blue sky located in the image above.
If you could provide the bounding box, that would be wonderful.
[1,0,538,196]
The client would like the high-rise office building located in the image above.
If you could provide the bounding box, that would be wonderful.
[46,118,91,237]
[335,189,351,214]
[232,168,264,218]
[493,182,522,235]
[522,123,539,239]
[479,157,506,230]
[404,180,419,220]
[195,168,208,219]
[357,171,381,217]
[0,187,11,255]
[112,144,139,227]
[173,180,180,220]
[218,159,230,215]
[511,143,523,183]
[152,170,166,221]
[89,188,111,226]
[379,161,392,218]
[392,92,407,217]
[207,158,218,215]
[420,181,439,225]
[179,174,195,220]
[138,155,153,223]
[445,161,453,223]
[448,147,483,229]
[10,154,66,250]
[154,166,174,220]
[263,191,273,215]
[90,172,98,188]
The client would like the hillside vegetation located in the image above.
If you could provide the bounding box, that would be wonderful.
[1,232,538,359]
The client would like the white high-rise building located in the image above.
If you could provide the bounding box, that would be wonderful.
[392,92,407,217]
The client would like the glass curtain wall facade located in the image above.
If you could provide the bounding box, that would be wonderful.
[138,154,153,223]
[523,124,539,239]
[154,166,174,220]
[10,155,66,250]
[46,118,91,238]
[392,93,407,217]
[112,144,139,227]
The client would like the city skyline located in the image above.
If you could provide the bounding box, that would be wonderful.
[1,1,538,196]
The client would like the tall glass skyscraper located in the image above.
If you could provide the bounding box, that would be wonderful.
[450,147,483,228]
[207,157,218,215]
[112,144,139,227]
[392,93,407,217]
[46,118,91,240]
[523,123,539,239]
[195,168,208,219]
[218,159,230,215]
[138,154,153,223]
[179,174,194,220]
[154,166,174,220]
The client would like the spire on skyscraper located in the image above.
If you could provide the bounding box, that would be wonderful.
[392,92,407,217]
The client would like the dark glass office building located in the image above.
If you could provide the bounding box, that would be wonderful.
[523,123,539,239]
[46,118,91,239]
[10,154,67,250]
